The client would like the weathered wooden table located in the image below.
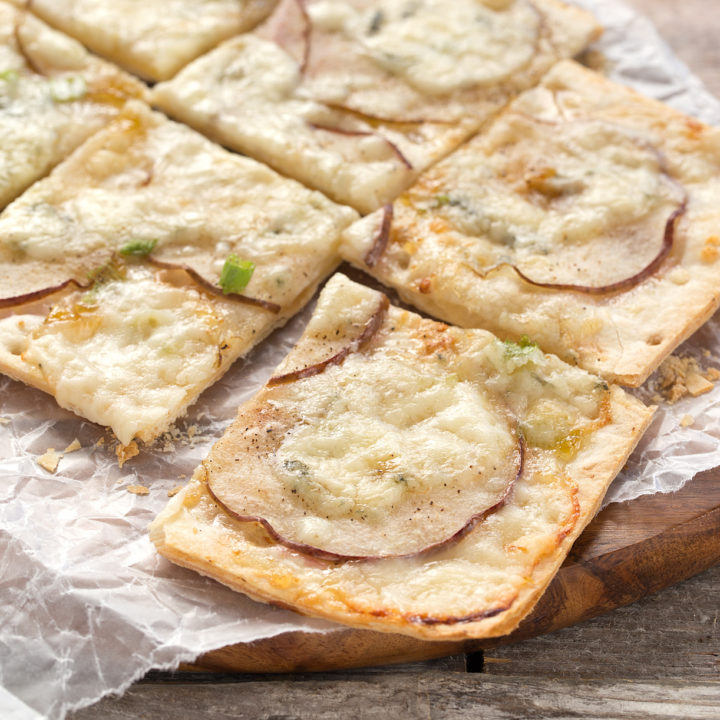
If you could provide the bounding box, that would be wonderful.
[70,2,720,717]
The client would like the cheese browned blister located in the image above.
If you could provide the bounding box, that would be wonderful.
[150,274,653,640]
[341,61,720,386]
[11,0,278,81]
[0,102,356,447]
[152,0,600,213]
[0,1,148,210]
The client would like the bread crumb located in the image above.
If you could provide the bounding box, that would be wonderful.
[116,440,140,467]
[654,354,718,403]
[95,437,105,448]
[685,372,714,397]
[127,484,150,496]
[167,485,184,497]
[37,448,62,473]
[156,422,208,452]
[64,438,82,453]
[680,414,694,428]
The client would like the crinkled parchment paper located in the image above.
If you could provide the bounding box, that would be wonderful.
[2,1,720,717]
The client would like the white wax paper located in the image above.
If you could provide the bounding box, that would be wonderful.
[2,1,720,717]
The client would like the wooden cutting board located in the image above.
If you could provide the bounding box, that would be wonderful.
[187,466,720,673]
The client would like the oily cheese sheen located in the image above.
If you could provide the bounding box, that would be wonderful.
[152,0,600,213]
[0,266,238,445]
[206,351,521,558]
[340,61,720,386]
[0,102,356,446]
[343,0,541,93]
[0,1,148,210]
[14,0,279,81]
[150,274,653,640]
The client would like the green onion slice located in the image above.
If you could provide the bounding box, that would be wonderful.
[219,255,255,294]
[119,238,158,256]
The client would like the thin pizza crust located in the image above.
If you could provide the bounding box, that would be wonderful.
[341,60,720,386]
[0,1,148,209]
[152,0,600,213]
[16,0,278,81]
[150,274,653,640]
[0,102,356,447]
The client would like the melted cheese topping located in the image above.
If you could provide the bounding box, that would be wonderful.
[153,0,598,213]
[18,0,277,81]
[0,102,355,305]
[153,35,418,214]
[340,62,720,385]
[0,105,356,444]
[335,0,540,95]
[205,274,608,558]
[404,116,682,287]
[12,267,227,445]
[0,5,147,209]
[151,275,651,637]
[275,354,514,523]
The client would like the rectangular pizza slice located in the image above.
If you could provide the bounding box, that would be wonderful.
[150,273,653,640]
[152,0,600,213]
[15,0,278,81]
[0,102,356,448]
[340,60,720,386]
[0,1,148,210]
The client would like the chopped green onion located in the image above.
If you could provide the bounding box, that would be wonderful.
[86,260,125,286]
[119,238,158,256]
[0,69,19,83]
[435,194,452,207]
[219,254,255,294]
[503,335,538,360]
[49,75,86,103]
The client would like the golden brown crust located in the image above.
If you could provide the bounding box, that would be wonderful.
[340,61,720,386]
[152,0,600,213]
[21,0,279,82]
[151,382,651,641]
[0,104,355,446]
[150,274,654,640]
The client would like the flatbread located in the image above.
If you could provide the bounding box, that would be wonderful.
[152,0,600,213]
[16,0,278,81]
[0,1,148,210]
[0,102,356,447]
[340,60,720,386]
[150,273,653,640]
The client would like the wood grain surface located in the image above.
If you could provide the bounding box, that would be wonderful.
[69,1,720,717]
[71,566,720,719]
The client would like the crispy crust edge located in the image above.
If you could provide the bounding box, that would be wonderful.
[150,358,653,641]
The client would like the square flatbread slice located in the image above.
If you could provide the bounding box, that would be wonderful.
[0,1,148,209]
[0,102,356,447]
[340,60,720,386]
[150,273,653,640]
[16,0,278,81]
[152,0,600,213]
